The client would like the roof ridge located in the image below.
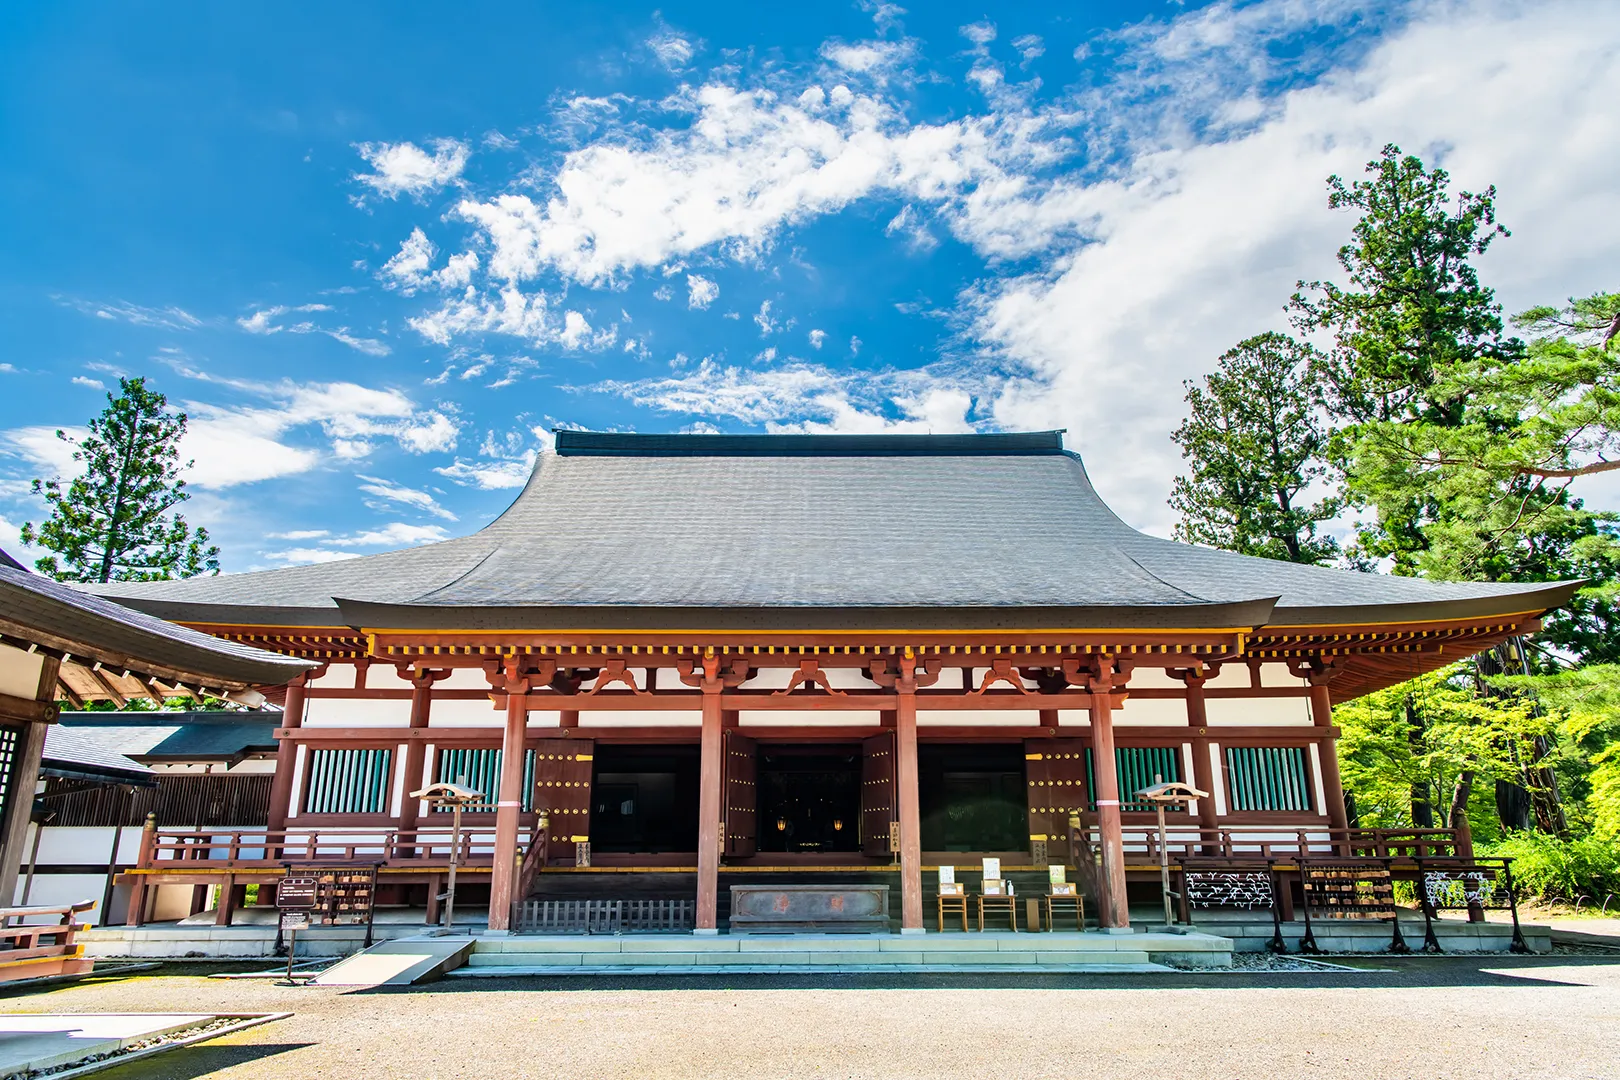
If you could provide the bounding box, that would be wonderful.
[553,430,1067,457]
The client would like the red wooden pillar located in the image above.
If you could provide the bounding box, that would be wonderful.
[895,668,923,933]
[1309,680,1351,835]
[696,681,723,933]
[1089,678,1130,929]
[266,673,309,836]
[396,669,437,841]
[1183,673,1220,840]
[487,663,531,932]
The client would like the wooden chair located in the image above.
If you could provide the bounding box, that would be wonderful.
[1044,885,1086,931]
[977,882,1018,931]
[937,883,969,931]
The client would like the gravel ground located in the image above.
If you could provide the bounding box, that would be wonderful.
[2,956,1617,1080]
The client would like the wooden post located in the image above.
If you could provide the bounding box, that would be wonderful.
[396,670,436,846]
[1089,671,1130,929]
[1309,680,1351,836]
[696,677,723,934]
[125,813,156,926]
[1183,673,1221,846]
[486,662,531,932]
[895,659,923,933]
[213,875,237,926]
[266,673,309,837]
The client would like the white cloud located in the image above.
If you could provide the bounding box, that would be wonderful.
[687,274,719,309]
[71,376,104,390]
[648,28,698,70]
[325,522,452,547]
[972,0,1620,533]
[884,204,937,252]
[434,454,536,489]
[356,475,457,520]
[263,547,361,566]
[59,298,202,330]
[753,300,778,335]
[270,529,330,541]
[354,139,470,200]
[591,358,979,434]
[382,229,480,294]
[237,304,388,355]
[0,364,16,374]
[808,329,826,349]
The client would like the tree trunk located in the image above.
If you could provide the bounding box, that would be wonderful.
[1405,695,1434,828]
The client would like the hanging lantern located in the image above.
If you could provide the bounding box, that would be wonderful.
[776,817,787,831]
[833,819,844,832]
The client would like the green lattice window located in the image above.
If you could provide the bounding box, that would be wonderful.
[303,748,393,815]
[433,748,536,812]
[1085,746,1183,811]
[1224,746,1313,812]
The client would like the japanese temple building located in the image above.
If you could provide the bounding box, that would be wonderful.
[92,430,1576,934]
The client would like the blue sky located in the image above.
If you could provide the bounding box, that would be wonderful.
[3,0,1619,572]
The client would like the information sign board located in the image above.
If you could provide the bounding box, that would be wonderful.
[277,877,319,909]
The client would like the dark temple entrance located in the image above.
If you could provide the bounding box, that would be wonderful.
[756,745,861,854]
[591,744,700,854]
[920,743,1027,852]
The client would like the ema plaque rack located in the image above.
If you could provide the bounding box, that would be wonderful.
[1298,858,1409,954]
[1414,857,1528,953]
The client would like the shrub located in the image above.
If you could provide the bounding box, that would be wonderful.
[1481,831,1620,903]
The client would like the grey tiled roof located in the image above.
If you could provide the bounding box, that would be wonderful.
[0,560,315,685]
[52,711,278,763]
[42,724,155,782]
[89,432,1578,628]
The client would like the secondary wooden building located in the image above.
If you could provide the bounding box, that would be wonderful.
[94,431,1574,933]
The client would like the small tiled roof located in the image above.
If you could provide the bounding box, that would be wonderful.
[50,711,279,764]
[42,724,154,784]
[0,560,314,688]
[88,431,1578,630]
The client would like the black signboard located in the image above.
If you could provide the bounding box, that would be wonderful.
[277,876,319,909]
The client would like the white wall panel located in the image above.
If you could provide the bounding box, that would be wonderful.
[739,710,879,727]
[1056,710,1090,726]
[917,709,1039,726]
[308,664,359,689]
[1128,667,1186,689]
[0,643,44,699]
[1112,697,1191,725]
[1204,696,1312,726]
[287,745,306,820]
[1202,665,1253,690]
[587,710,702,727]
[304,697,411,727]
[1310,743,1328,814]
[428,697,503,727]
[1258,664,1310,690]
[1210,743,1226,816]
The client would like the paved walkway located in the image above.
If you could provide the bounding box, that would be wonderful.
[4,955,1617,1079]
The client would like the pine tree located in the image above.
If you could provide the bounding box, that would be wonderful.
[1169,332,1340,564]
[20,377,219,582]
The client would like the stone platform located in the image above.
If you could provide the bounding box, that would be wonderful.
[457,930,1232,975]
[1184,911,1549,953]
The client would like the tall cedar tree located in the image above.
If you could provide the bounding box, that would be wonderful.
[1291,145,1618,659]
[1169,332,1340,564]
[21,377,219,582]
[1290,144,1516,572]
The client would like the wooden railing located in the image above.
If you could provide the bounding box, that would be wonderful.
[138,826,505,869]
[0,901,95,982]
[130,824,1463,871]
[1100,826,1460,862]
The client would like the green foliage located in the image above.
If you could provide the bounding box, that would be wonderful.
[1479,831,1620,903]
[1334,665,1545,830]
[1169,332,1340,563]
[20,377,219,582]
[1494,665,1620,837]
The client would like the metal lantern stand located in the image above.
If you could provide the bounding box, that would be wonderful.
[409,781,484,932]
[1134,776,1209,927]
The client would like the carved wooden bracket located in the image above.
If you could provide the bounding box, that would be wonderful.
[1060,655,1134,695]
[676,651,751,691]
[484,657,557,696]
[971,657,1030,695]
[396,664,452,690]
[585,658,650,696]
[868,652,941,692]
[774,659,846,697]
[1287,658,1341,686]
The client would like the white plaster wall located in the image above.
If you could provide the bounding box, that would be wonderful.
[526,710,563,728]
[739,710,879,727]
[0,642,44,699]
[428,697,503,727]
[1204,696,1313,726]
[1259,664,1310,689]
[917,710,1039,726]
[1128,667,1186,689]
[438,667,492,690]
[1310,743,1328,813]
[304,697,411,727]
[13,873,106,912]
[1056,710,1090,726]
[1111,697,1190,726]
[585,710,702,727]
[1209,743,1227,815]
[1202,665,1254,690]
[286,745,306,820]
[307,665,359,689]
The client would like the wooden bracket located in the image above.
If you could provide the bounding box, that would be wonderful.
[585,658,650,696]
[971,657,1029,695]
[774,659,846,697]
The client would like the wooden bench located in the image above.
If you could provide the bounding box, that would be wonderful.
[0,901,96,982]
